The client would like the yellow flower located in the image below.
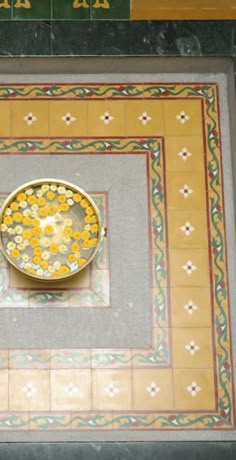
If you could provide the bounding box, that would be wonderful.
[31,218,40,227]
[64,227,73,237]
[3,216,13,225]
[90,215,97,223]
[48,205,57,215]
[30,237,40,247]
[58,195,66,204]
[73,193,82,203]
[11,249,20,258]
[12,212,23,223]
[59,202,69,212]
[71,242,80,253]
[37,197,46,207]
[78,257,87,267]
[33,255,41,265]
[60,265,70,274]
[84,215,92,224]
[44,224,54,235]
[49,243,59,254]
[46,191,55,201]
[81,230,90,240]
[27,195,37,205]
[85,206,94,215]
[16,192,26,202]
[22,216,32,226]
[73,231,81,240]
[10,201,19,211]
[83,239,91,248]
[33,246,42,256]
[91,237,98,246]
[67,253,76,263]
[40,260,48,269]
[80,198,89,208]
[22,229,32,240]
[39,207,49,217]
[32,226,41,236]
[91,223,99,233]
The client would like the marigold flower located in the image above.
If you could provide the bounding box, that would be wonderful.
[78,257,87,266]
[16,192,26,202]
[37,197,46,207]
[3,216,13,225]
[44,224,54,235]
[85,206,94,215]
[12,212,23,223]
[30,237,40,247]
[33,246,42,256]
[10,201,19,211]
[73,231,81,240]
[49,244,59,254]
[27,195,37,205]
[59,202,69,212]
[91,224,99,233]
[67,253,76,263]
[71,242,80,253]
[73,193,82,203]
[80,198,89,208]
[58,195,66,203]
[11,249,20,258]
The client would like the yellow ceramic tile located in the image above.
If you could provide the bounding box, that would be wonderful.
[166,171,206,210]
[92,369,132,410]
[165,136,205,172]
[132,369,174,410]
[167,210,208,249]
[87,101,126,136]
[170,287,212,327]
[49,101,88,137]
[0,370,8,411]
[50,369,91,410]
[0,101,11,136]
[9,370,50,411]
[125,100,164,136]
[163,100,203,136]
[11,101,49,137]
[172,327,213,369]
[173,369,215,410]
[169,249,210,287]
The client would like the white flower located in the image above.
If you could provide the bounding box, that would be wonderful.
[61,112,76,126]
[182,260,197,275]
[104,383,119,397]
[8,228,15,234]
[178,147,192,160]
[24,262,32,270]
[179,184,193,198]
[25,188,34,195]
[15,225,23,234]
[23,209,31,217]
[22,383,36,397]
[67,198,74,206]
[31,203,39,211]
[15,235,23,244]
[58,186,66,195]
[48,265,55,273]
[146,382,160,397]
[17,243,26,251]
[7,242,16,250]
[176,111,190,124]
[36,190,43,198]
[53,261,61,270]
[23,112,37,126]
[19,201,27,209]
[5,208,12,215]
[66,190,73,198]
[50,184,57,192]
[64,218,72,227]
[59,244,67,253]
[64,383,79,396]
[185,340,200,356]
[1,223,7,232]
[180,222,194,236]
[100,111,113,125]
[40,237,50,248]
[186,381,201,397]
[184,300,198,315]
[41,184,49,193]
[41,250,50,260]
[84,224,91,231]
[36,268,43,276]
[22,254,29,262]
[138,112,152,125]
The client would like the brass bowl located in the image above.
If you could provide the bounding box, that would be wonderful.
[0,179,103,281]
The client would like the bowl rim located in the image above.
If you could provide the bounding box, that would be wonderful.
[0,178,103,282]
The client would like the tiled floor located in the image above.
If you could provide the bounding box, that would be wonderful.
[0,78,235,439]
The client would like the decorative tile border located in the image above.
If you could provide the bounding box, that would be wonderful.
[0,83,234,430]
